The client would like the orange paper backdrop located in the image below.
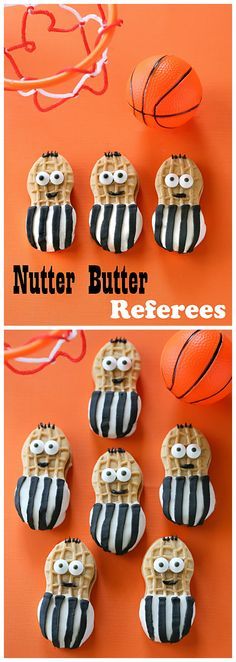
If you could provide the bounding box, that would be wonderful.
[4,4,232,326]
[4,329,232,657]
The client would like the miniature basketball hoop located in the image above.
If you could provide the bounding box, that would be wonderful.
[4,4,122,111]
[4,329,86,374]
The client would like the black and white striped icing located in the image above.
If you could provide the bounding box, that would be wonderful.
[14,476,70,530]
[26,204,76,251]
[139,594,195,643]
[89,203,143,252]
[38,593,94,648]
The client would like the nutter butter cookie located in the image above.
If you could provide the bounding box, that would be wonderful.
[90,448,146,554]
[152,154,206,253]
[38,538,96,649]
[89,151,143,252]
[159,424,216,526]
[88,337,141,439]
[139,536,195,643]
[26,150,76,251]
[14,423,71,530]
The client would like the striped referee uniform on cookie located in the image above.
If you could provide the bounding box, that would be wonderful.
[152,154,206,253]
[26,151,76,252]
[89,152,142,253]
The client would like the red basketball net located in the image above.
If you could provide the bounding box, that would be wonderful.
[4,4,122,112]
[4,329,87,375]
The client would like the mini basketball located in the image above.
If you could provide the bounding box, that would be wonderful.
[127,54,202,128]
[160,330,232,405]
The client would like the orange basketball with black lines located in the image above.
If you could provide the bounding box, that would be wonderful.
[127,54,202,128]
[160,330,232,405]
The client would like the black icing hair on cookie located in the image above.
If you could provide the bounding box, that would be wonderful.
[64,537,81,544]
[38,422,55,429]
[162,536,178,542]
[42,151,59,158]
[171,154,187,159]
[104,151,121,158]
[108,448,125,454]
[110,337,127,344]
[177,423,193,429]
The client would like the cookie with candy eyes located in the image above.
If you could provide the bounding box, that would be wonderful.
[14,422,72,530]
[38,537,96,649]
[152,154,206,253]
[159,424,216,526]
[89,151,143,252]
[90,448,146,554]
[139,536,195,643]
[26,150,76,251]
[88,337,141,439]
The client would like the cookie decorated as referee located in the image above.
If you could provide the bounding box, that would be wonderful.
[88,337,141,439]
[89,151,142,252]
[90,448,146,554]
[14,423,72,530]
[159,424,216,526]
[152,154,206,253]
[26,151,76,251]
[139,536,195,643]
[38,538,96,649]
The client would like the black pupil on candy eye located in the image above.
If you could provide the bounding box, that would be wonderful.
[177,447,181,452]
[159,562,164,568]
[107,471,111,476]
[73,565,78,570]
[39,176,44,181]
[118,173,123,178]
[104,173,109,179]
[34,443,39,447]
[174,562,180,567]
[107,360,111,365]
[170,176,175,181]
[121,470,126,476]
[55,174,60,179]
[184,177,189,182]
[49,444,53,449]
[59,563,63,568]
[192,447,197,452]
[122,360,127,365]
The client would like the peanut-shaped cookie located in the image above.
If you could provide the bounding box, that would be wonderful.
[90,448,146,554]
[26,150,76,251]
[89,151,142,252]
[139,536,195,643]
[152,154,206,253]
[14,423,71,530]
[159,424,216,526]
[88,337,141,439]
[38,538,96,648]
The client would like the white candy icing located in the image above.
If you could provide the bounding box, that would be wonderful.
[30,204,76,252]
[89,203,143,252]
[88,391,141,439]
[159,478,216,526]
[89,502,146,553]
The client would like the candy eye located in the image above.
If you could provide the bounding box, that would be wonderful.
[99,171,113,185]
[101,468,117,483]
[165,173,179,188]
[30,439,44,455]
[36,171,50,186]
[154,557,169,573]
[113,169,128,184]
[116,356,132,372]
[179,173,193,189]
[171,443,186,459]
[68,560,84,576]
[102,356,117,371]
[54,559,69,575]
[169,557,185,573]
[44,440,59,456]
[50,170,64,185]
[187,444,201,459]
[116,467,131,482]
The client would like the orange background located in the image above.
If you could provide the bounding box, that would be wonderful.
[4,329,232,658]
[4,4,232,326]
